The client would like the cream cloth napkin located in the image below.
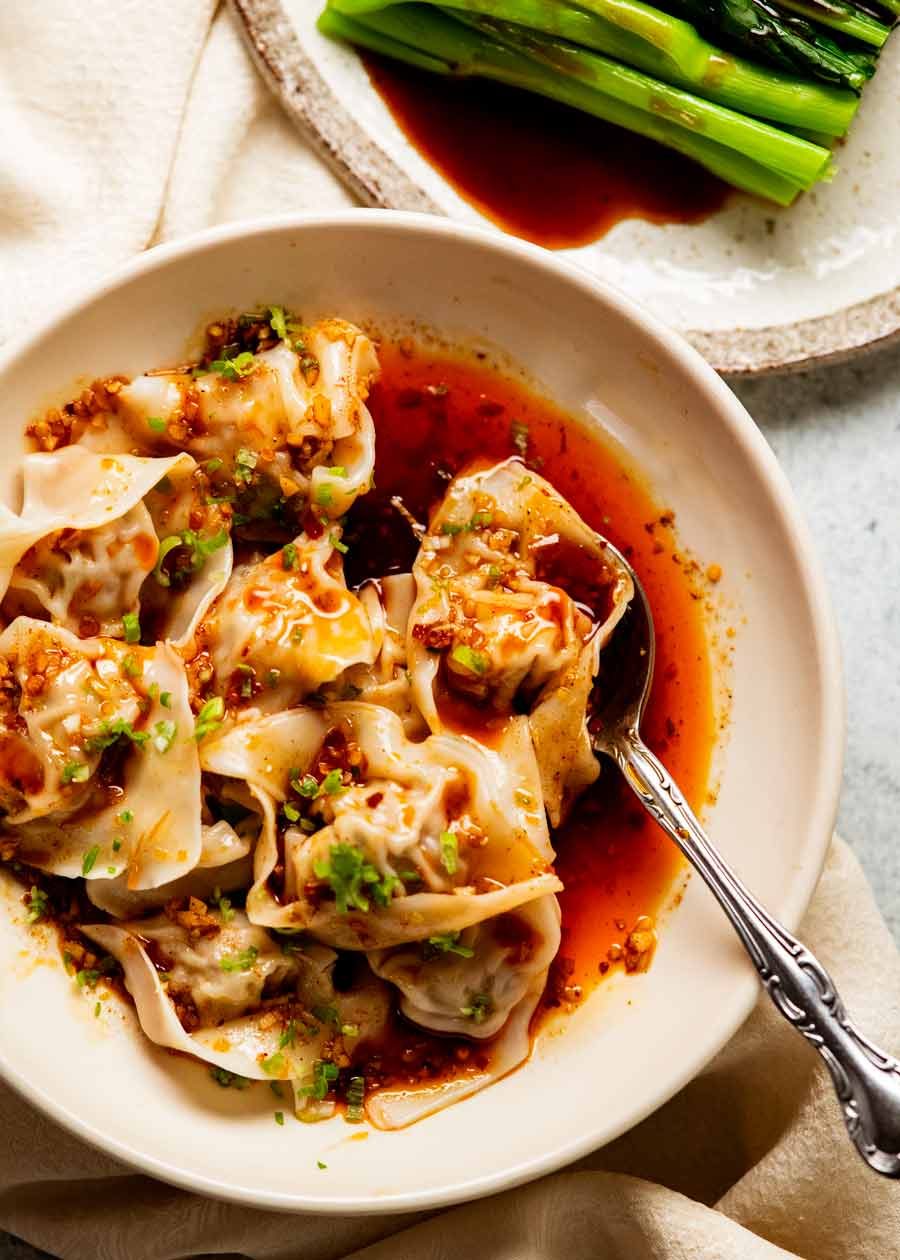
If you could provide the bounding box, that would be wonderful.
[1,4,898,1257]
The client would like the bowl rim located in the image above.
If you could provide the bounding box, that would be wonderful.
[0,209,845,1214]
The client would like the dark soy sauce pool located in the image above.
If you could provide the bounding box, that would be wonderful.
[364,56,730,248]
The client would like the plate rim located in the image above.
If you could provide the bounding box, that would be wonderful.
[229,0,900,379]
[0,209,846,1214]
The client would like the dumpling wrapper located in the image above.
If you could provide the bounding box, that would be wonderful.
[365,973,546,1130]
[82,915,389,1096]
[86,819,253,918]
[408,458,633,825]
[200,531,375,707]
[7,501,159,638]
[0,446,193,607]
[140,460,233,650]
[114,320,377,520]
[10,637,203,889]
[205,702,560,949]
[369,894,560,1040]
[321,574,427,739]
[0,618,143,823]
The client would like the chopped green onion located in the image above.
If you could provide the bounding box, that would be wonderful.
[147,416,167,433]
[425,931,474,959]
[62,761,90,785]
[151,719,177,754]
[311,1004,340,1027]
[25,886,49,925]
[122,612,141,643]
[261,1050,287,1076]
[269,306,289,340]
[292,772,321,798]
[461,992,494,1024]
[152,536,181,588]
[86,718,150,753]
[194,695,225,741]
[450,644,488,676]
[210,351,256,381]
[274,1111,285,1126]
[219,945,258,973]
[117,810,134,824]
[313,843,395,914]
[160,691,172,709]
[269,1080,285,1099]
[299,1059,339,1100]
[440,520,464,536]
[315,483,333,508]
[325,466,346,477]
[321,769,344,795]
[329,532,348,555]
[279,1019,298,1049]
[282,542,299,571]
[205,458,223,473]
[234,447,258,481]
[112,839,122,853]
[209,1066,249,1089]
[439,830,459,876]
[283,801,301,823]
[345,1074,365,1123]
[122,653,141,677]
[212,887,234,923]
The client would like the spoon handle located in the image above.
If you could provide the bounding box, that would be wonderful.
[612,729,900,1177]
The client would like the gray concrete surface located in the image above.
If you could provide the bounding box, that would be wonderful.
[2,343,898,1260]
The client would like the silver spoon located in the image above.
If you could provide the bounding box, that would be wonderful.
[590,541,900,1178]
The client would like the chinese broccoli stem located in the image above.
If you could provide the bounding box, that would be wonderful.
[319,3,830,202]
[334,0,858,133]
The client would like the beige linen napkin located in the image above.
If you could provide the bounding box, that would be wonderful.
[1,5,898,1257]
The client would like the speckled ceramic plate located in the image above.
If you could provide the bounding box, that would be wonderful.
[231,0,900,375]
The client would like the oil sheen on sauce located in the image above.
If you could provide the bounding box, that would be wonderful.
[364,56,730,248]
[348,341,716,1014]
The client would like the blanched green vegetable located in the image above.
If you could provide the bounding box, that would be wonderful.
[320,0,894,204]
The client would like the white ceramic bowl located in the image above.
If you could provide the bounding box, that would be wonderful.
[0,211,843,1213]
